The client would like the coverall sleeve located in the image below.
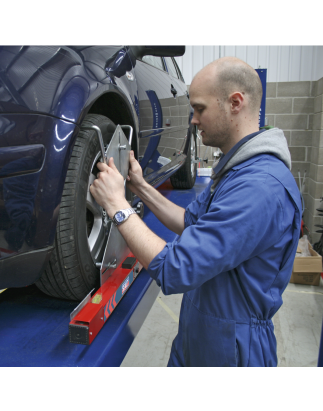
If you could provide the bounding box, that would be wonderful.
[183,180,213,228]
[148,176,285,295]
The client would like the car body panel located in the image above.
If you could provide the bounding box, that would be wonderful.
[0,113,79,256]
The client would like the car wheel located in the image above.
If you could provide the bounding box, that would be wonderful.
[170,132,197,189]
[35,114,117,301]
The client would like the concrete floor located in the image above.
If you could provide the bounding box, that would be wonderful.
[121,278,323,367]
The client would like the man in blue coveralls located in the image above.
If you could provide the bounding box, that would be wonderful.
[90,57,302,367]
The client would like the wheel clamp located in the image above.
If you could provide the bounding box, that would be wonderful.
[69,124,141,345]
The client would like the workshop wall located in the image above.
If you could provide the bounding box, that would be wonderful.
[265,78,323,244]
[307,77,323,243]
[266,81,313,180]
[175,46,323,84]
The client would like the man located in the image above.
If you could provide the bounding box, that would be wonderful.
[90,57,302,367]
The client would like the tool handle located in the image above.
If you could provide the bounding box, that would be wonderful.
[83,126,107,164]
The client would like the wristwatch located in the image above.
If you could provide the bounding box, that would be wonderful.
[112,208,136,226]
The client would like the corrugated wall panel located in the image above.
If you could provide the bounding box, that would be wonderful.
[177,46,323,85]
[224,45,236,57]
[300,46,314,81]
[203,46,215,66]
[192,47,204,77]
[214,46,220,60]
[314,46,323,80]
[236,46,247,62]
[175,55,183,73]
[289,47,302,81]
[268,46,280,82]
[257,46,269,70]
[279,46,290,82]
[246,46,258,69]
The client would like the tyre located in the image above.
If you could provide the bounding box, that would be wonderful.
[170,132,197,189]
[35,114,117,301]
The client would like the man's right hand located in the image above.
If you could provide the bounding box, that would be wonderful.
[126,150,185,235]
[126,150,147,195]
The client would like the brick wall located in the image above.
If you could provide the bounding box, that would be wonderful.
[309,78,323,243]
[266,79,323,244]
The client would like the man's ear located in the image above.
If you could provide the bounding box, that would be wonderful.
[229,92,244,113]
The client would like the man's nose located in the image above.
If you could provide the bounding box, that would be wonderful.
[191,112,199,125]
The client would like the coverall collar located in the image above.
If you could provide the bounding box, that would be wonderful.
[213,130,265,176]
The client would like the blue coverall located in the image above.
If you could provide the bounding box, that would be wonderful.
[148,152,302,366]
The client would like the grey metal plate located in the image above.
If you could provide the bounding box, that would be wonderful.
[101,224,130,285]
[105,125,131,179]
[100,125,131,284]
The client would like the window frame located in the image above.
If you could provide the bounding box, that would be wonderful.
[163,56,180,79]
[172,57,185,83]
[141,55,166,72]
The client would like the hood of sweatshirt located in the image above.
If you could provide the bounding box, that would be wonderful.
[210,128,291,192]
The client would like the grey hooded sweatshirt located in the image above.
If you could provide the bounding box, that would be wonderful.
[210,127,292,193]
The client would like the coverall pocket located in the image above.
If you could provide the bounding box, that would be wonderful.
[182,296,237,367]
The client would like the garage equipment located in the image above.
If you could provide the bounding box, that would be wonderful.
[69,124,141,345]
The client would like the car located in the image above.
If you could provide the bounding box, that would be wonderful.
[0,46,197,301]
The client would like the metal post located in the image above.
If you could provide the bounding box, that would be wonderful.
[318,317,323,366]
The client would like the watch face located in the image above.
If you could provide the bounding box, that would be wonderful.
[115,211,126,223]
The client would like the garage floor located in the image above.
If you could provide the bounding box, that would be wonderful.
[121,280,323,367]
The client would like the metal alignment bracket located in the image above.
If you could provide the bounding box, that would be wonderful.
[82,124,133,164]
[193,130,208,164]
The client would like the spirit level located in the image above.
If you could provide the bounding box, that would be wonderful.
[69,254,141,345]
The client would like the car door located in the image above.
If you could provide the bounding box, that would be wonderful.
[132,55,180,179]
[162,56,191,155]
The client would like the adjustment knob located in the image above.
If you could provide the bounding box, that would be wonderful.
[136,202,144,219]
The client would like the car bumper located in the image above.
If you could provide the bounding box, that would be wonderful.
[0,112,79,287]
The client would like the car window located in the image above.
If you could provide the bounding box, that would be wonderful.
[173,58,185,83]
[164,57,179,79]
[142,55,165,71]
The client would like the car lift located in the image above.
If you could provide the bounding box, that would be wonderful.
[69,124,141,345]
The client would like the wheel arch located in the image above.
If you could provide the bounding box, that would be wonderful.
[84,90,139,158]
[48,90,139,242]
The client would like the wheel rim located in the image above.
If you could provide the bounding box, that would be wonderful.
[190,136,196,178]
[86,151,110,264]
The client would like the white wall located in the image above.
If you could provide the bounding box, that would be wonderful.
[175,46,323,85]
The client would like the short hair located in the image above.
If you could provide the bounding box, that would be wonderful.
[213,59,263,114]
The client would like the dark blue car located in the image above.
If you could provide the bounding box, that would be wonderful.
[0,46,197,300]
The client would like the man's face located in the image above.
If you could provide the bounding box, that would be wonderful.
[190,74,232,153]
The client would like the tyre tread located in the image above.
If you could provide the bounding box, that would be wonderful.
[36,114,115,300]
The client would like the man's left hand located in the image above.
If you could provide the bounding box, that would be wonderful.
[89,157,129,218]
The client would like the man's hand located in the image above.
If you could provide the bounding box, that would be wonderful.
[89,157,129,218]
[89,152,167,270]
[126,150,185,235]
[126,150,147,195]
